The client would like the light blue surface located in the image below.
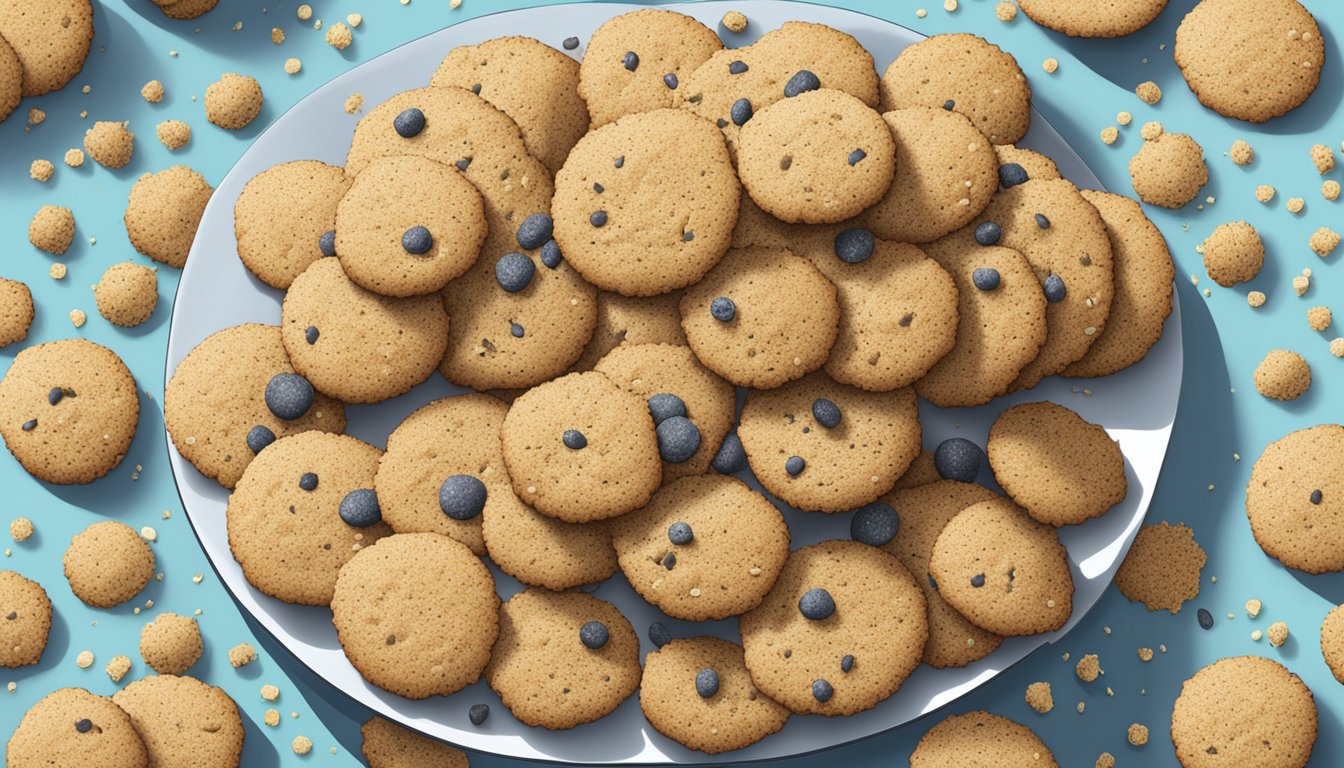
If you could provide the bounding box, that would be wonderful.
[0,0,1340,765]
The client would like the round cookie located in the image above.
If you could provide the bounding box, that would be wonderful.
[1129,132,1208,209]
[640,636,790,754]
[1245,424,1344,573]
[83,121,134,169]
[577,8,723,128]
[280,258,448,403]
[593,343,736,482]
[113,675,243,768]
[0,0,93,96]
[910,711,1059,767]
[917,239,1047,408]
[430,35,588,174]
[552,108,739,296]
[1018,0,1166,38]
[94,262,158,327]
[1170,656,1317,768]
[994,144,1062,183]
[500,371,662,522]
[233,159,351,290]
[611,475,790,621]
[139,613,202,675]
[5,687,149,768]
[879,33,1031,144]
[1201,220,1263,287]
[0,277,34,347]
[485,588,641,729]
[0,570,51,667]
[481,488,618,591]
[680,246,840,389]
[1174,0,1323,123]
[879,481,1004,669]
[125,165,214,269]
[335,154,487,297]
[0,31,19,122]
[331,533,499,699]
[29,204,74,255]
[736,89,895,224]
[988,401,1128,526]
[738,373,921,514]
[63,521,154,608]
[361,716,469,768]
[160,0,220,20]
[1115,522,1206,613]
[570,290,686,372]
[928,497,1074,636]
[165,323,346,489]
[1063,191,1174,378]
[226,431,393,605]
[857,107,998,244]
[740,540,927,716]
[0,339,139,484]
[1254,349,1310,401]
[1321,605,1344,684]
[204,73,262,130]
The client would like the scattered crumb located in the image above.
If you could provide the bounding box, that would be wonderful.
[1135,81,1162,104]
[943,0,958,12]
[1230,139,1254,165]
[264,709,281,727]
[1100,126,1119,145]
[9,518,33,542]
[27,108,45,126]
[1075,654,1102,682]
[916,8,928,18]
[1096,753,1116,768]
[271,27,285,45]
[1042,57,1059,74]
[1293,274,1310,296]
[69,309,86,328]
[1137,647,1154,661]
[50,263,67,280]
[1246,598,1263,618]
[450,0,463,8]
[1025,681,1053,713]
[1309,306,1333,331]
[284,58,302,75]
[721,10,748,32]
[63,149,86,167]
[344,93,364,114]
[296,3,312,21]
[1116,111,1132,126]
[1139,121,1163,141]
[1077,701,1085,714]
[1311,144,1335,174]
[29,159,54,182]
[105,655,131,683]
[1268,620,1289,647]
[1331,338,1344,357]
[140,526,157,542]
[76,650,94,669]
[1252,629,1264,641]
[346,13,362,27]
[995,1,1017,22]
[141,80,164,103]
[1323,180,1343,201]
[228,643,256,668]
[1128,723,1149,746]
[1309,227,1340,257]
[325,22,352,50]
[156,120,191,150]
[292,736,313,756]
[1287,197,1305,214]
[261,684,280,701]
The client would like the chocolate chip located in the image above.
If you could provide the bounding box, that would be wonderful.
[20,419,36,432]
[647,393,687,425]
[510,322,524,338]
[786,455,806,476]
[75,719,93,734]
[622,51,639,71]
[319,229,336,257]
[662,73,678,90]
[834,228,875,264]
[393,108,426,138]
[935,438,983,483]
[1311,489,1324,505]
[298,472,318,491]
[580,620,609,649]
[1043,273,1067,303]
[1034,213,1051,229]
[998,163,1029,189]
[562,429,587,450]
[516,213,554,251]
[339,489,382,527]
[48,387,64,405]
[970,573,986,588]
[850,502,899,547]
[662,551,677,570]
[730,98,753,126]
[972,267,1001,291]
[799,588,835,620]
[656,416,701,464]
[943,99,955,110]
[974,221,1002,246]
[847,148,867,166]
[1197,608,1214,630]
[402,226,433,255]
[540,240,563,269]
[840,654,855,672]
[589,210,608,228]
[246,425,276,454]
[811,679,834,702]
[455,157,472,172]
[696,668,720,698]
[784,70,821,97]
[562,37,579,50]
[264,372,315,420]
[495,252,536,293]
[439,475,488,520]
[812,398,841,429]
[711,433,747,474]
[668,521,693,546]
[728,60,748,75]
[469,703,490,725]
[710,296,736,322]
[648,621,671,647]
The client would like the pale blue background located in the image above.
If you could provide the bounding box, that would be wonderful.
[1,0,1341,765]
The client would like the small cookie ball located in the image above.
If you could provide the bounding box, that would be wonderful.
[205,73,263,130]
[156,119,192,150]
[141,79,164,103]
[1229,140,1254,165]
[0,277,34,347]
[94,262,159,327]
[83,121,135,169]
[1201,221,1264,287]
[325,21,352,50]
[1254,349,1310,401]
[28,205,75,255]
[721,10,748,32]
[29,159,54,182]
[1309,227,1340,257]
[1308,306,1332,332]
[139,612,203,675]
[63,521,155,608]
[1129,132,1208,209]
[124,165,214,268]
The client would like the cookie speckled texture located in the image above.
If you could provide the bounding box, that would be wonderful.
[739,373,921,514]
[640,636,790,754]
[1201,220,1264,287]
[233,160,351,290]
[500,371,661,522]
[93,262,158,328]
[204,73,263,130]
[1254,349,1311,401]
[552,108,739,296]
[740,540,927,716]
[124,165,214,269]
[1246,424,1344,573]
[28,204,74,255]
[361,716,469,768]
[0,339,139,484]
[1174,0,1323,123]
[880,33,1031,144]
[83,121,134,169]
[1115,521,1206,613]
[0,277,34,347]
[0,28,21,122]
[891,448,940,491]
[62,521,154,609]
[988,401,1128,526]
[138,612,202,675]
[485,588,641,729]
[1018,0,1166,38]
[929,497,1074,636]
[569,290,686,372]
[1129,131,1208,209]
[1321,605,1344,685]
[1170,656,1317,768]
[0,569,51,668]
[994,144,1061,183]
[331,532,499,699]
[112,675,244,768]
[481,486,618,591]
[159,0,219,21]
[910,710,1059,767]
[5,687,149,768]
[0,0,93,96]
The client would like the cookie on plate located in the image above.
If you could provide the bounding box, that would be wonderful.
[481,491,618,591]
[569,290,686,372]
[233,160,351,290]
[994,144,1061,184]
[0,0,93,96]
[5,687,148,768]
[361,716,469,768]
[124,165,214,269]
[63,521,154,609]
[0,277,34,347]
[113,675,243,768]
[1018,0,1167,38]
[1246,424,1344,573]
[0,570,51,668]
[1170,656,1316,768]
[910,710,1059,767]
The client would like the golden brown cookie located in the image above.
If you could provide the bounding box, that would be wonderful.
[1018,0,1166,38]
[0,0,93,96]
[1246,424,1344,573]
[1130,131,1208,209]
[1170,656,1317,768]
[0,27,20,122]
[0,277,34,347]
[139,613,202,675]
[994,144,1061,183]
[124,165,214,269]
[93,262,158,327]
[910,711,1059,767]
[1201,221,1263,287]
[112,675,244,768]
[569,290,686,372]
[360,716,469,768]
[63,521,154,608]
[0,569,51,668]
[83,121,134,169]
[233,160,351,290]
[1320,605,1344,685]
[1115,522,1206,613]
[28,204,74,255]
[5,687,149,768]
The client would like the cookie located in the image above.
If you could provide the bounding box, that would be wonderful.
[124,165,214,269]
[331,532,499,699]
[233,159,351,290]
[500,371,661,522]
[879,481,1004,669]
[113,675,243,768]
[226,431,392,605]
[83,121,134,169]
[995,144,1061,184]
[552,108,739,296]
[1321,605,1344,684]
[910,711,1059,767]
[28,204,74,255]
[857,108,997,244]
[0,30,19,122]
[1018,0,1166,38]
[93,262,158,327]
[160,0,219,20]
[1115,522,1206,613]
[880,33,1031,144]
[0,569,51,667]
[63,521,154,608]
[1063,191,1174,378]
[680,246,839,389]
[5,687,148,768]
[1170,656,1317,768]
[987,401,1127,526]
[736,89,895,224]
[1129,131,1208,209]
[165,323,346,489]
[891,448,940,491]
[1174,0,1322,123]
[570,290,686,372]
[917,239,1046,407]
[577,8,723,128]
[481,486,618,590]
[1246,424,1344,573]
[280,258,448,403]
[360,716,469,768]
[1201,220,1263,287]
[0,339,139,484]
[611,475,790,621]
[738,373,921,513]
[430,35,588,174]
[1254,349,1310,401]
[139,613,202,675]
[0,0,93,96]
[593,342,736,482]
[0,277,34,347]
[204,73,262,130]
[929,497,1074,636]
[485,587,641,729]
[640,636,790,754]
[740,540,927,715]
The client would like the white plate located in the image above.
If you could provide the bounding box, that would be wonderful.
[165,1,1183,763]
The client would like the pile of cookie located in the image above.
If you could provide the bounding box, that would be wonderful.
[159,8,1175,754]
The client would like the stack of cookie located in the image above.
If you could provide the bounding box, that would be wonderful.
[158,8,1176,755]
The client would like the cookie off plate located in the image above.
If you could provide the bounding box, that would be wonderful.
[165,1,1183,763]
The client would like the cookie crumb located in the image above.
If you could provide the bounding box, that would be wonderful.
[292,736,312,756]
[1135,81,1162,104]
[1268,620,1289,647]
[8,517,33,542]
[325,22,352,50]
[1096,753,1116,768]
[32,205,77,255]
[228,642,256,668]
[995,1,1017,22]
[76,650,94,669]
[1246,598,1263,618]
[264,709,281,727]
[1127,723,1149,746]
[1311,144,1335,174]
[69,309,87,328]
[1137,647,1154,661]
[1293,274,1310,296]
[261,683,280,701]
[50,263,66,280]
[1075,654,1102,682]
[1255,185,1276,203]
[156,120,191,150]
[84,121,135,169]
[1042,57,1059,74]
[721,10,748,32]
[1025,681,1053,713]
[1308,306,1332,332]
[271,27,285,44]
[64,149,86,167]
[27,108,45,126]
[1331,338,1344,357]
[1116,111,1132,126]
[1252,629,1264,641]
[1254,350,1310,401]
[29,159,54,182]
[105,655,131,683]
[296,3,312,20]
[141,80,164,103]
[344,93,364,114]
[1324,180,1341,201]
[1287,197,1305,214]
[1139,121,1163,141]
[1100,126,1118,145]
[1309,227,1340,257]
[284,58,302,75]
[1229,139,1254,165]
